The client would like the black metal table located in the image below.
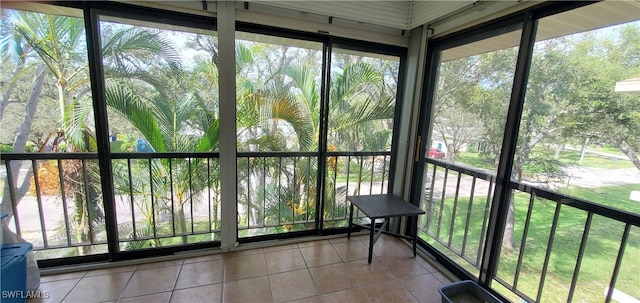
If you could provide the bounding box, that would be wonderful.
[347,194,425,264]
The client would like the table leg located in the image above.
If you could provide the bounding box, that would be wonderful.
[413,215,418,257]
[347,203,354,239]
[368,218,375,264]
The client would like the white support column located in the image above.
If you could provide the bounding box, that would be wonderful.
[218,0,237,250]
[392,26,428,235]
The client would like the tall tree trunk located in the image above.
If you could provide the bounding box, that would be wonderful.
[0,62,25,120]
[503,192,516,251]
[579,137,589,165]
[1,65,45,220]
[616,139,640,171]
[554,143,562,160]
[177,206,188,244]
[56,81,66,124]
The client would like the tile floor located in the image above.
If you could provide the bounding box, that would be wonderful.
[29,234,454,303]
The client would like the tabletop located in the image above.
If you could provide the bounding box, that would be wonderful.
[346,194,425,219]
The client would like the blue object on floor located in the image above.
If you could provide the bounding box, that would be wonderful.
[1,243,33,303]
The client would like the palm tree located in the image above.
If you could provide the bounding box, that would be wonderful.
[1,10,190,253]
[104,29,220,244]
[235,44,398,231]
[1,11,101,255]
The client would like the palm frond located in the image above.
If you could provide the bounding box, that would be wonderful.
[63,96,95,151]
[278,62,319,113]
[102,26,181,74]
[104,82,166,152]
[330,61,383,110]
[266,89,315,151]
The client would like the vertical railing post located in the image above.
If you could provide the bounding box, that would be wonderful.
[315,39,331,233]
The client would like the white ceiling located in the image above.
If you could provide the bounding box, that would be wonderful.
[104,1,640,47]
[125,0,526,46]
[135,1,522,33]
[244,1,478,30]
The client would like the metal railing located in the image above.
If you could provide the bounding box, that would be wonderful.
[1,152,222,259]
[2,150,392,258]
[110,152,222,250]
[236,151,391,235]
[420,159,496,270]
[2,153,107,258]
[324,151,391,228]
[236,152,318,236]
[419,158,639,302]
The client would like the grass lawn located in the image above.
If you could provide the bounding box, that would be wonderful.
[457,150,634,170]
[556,150,634,169]
[420,183,639,302]
[456,152,496,170]
[590,146,626,155]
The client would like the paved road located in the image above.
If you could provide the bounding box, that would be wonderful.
[562,166,640,188]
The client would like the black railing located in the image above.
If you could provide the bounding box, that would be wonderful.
[2,150,393,259]
[324,151,391,228]
[2,153,107,257]
[420,159,496,270]
[1,152,222,259]
[110,152,221,250]
[236,152,318,236]
[419,158,639,302]
[236,151,392,236]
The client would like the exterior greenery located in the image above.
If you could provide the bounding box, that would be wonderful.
[0,8,399,254]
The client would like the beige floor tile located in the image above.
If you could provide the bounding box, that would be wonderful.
[329,237,362,244]
[297,240,330,248]
[224,253,267,281]
[119,265,181,299]
[379,255,429,280]
[40,272,86,283]
[35,237,453,303]
[116,292,171,303]
[263,243,299,253]
[222,276,272,303]
[355,235,371,242]
[371,236,413,258]
[331,241,369,262]
[300,244,343,268]
[181,253,224,264]
[309,263,357,294]
[224,247,264,258]
[265,248,307,274]
[362,280,418,303]
[416,257,440,273]
[401,273,446,303]
[84,265,138,277]
[286,295,323,303]
[269,269,318,302]
[29,278,79,303]
[170,283,222,303]
[64,271,132,302]
[136,259,183,270]
[314,288,370,303]
[345,259,396,286]
[432,271,454,284]
[174,259,224,289]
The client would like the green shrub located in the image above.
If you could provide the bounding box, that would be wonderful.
[0,143,13,152]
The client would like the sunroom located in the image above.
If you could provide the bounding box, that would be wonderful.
[1,1,638,302]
